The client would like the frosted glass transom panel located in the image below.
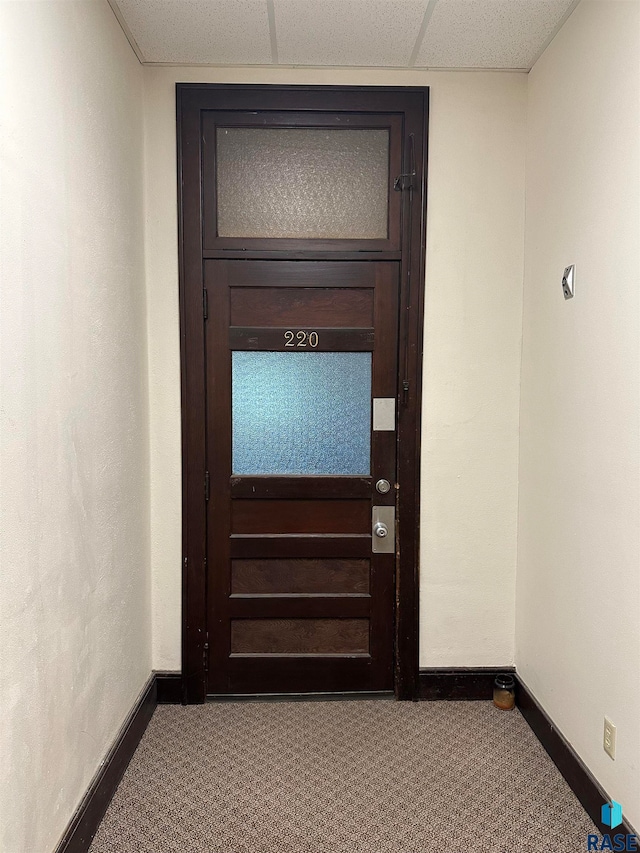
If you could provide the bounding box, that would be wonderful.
[232,352,371,475]
[216,128,389,239]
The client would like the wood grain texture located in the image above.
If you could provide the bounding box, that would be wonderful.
[231,559,370,595]
[205,261,233,694]
[177,86,209,703]
[228,597,371,618]
[230,618,370,655]
[394,91,429,700]
[230,476,371,500]
[178,85,428,699]
[229,535,371,559]
[225,260,379,290]
[230,287,374,328]
[226,656,381,694]
[231,500,370,535]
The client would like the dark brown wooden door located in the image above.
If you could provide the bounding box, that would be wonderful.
[178,85,428,701]
[205,261,398,694]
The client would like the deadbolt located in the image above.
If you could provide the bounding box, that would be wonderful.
[376,478,391,494]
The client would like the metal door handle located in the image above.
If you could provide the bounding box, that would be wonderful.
[372,506,395,553]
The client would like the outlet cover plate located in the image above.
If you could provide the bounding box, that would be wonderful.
[604,716,616,760]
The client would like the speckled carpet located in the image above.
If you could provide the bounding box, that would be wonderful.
[89,700,595,852]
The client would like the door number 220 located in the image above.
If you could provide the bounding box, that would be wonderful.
[284,330,319,348]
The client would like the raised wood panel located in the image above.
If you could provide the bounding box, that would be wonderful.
[225,656,384,695]
[225,260,379,288]
[231,559,370,595]
[230,618,370,655]
[230,476,371,500]
[230,287,374,328]
[228,597,370,618]
[231,500,370,534]
[229,535,371,559]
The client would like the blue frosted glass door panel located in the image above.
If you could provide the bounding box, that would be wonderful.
[232,352,371,475]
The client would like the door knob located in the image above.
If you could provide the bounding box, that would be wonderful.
[373,522,389,538]
[372,506,394,553]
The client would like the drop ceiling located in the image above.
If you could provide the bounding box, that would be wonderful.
[110,0,580,70]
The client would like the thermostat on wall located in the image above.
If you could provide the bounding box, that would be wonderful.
[562,265,575,299]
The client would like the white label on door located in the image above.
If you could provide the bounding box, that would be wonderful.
[373,398,395,431]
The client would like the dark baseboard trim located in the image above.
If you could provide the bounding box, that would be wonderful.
[516,677,636,837]
[158,668,517,703]
[155,671,183,704]
[53,675,156,853]
[418,667,515,700]
[52,668,637,853]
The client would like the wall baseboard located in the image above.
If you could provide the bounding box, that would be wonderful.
[155,671,183,704]
[52,669,636,852]
[157,668,516,703]
[53,675,156,853]
[418,667,515,700]
[516,677,636,837]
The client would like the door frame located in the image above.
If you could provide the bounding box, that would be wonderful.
[176,84,429,702]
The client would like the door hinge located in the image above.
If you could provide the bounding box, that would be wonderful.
[402,380,410,405]
[204,470,210,502]
[203,288,208,320]
[203,638,209,672]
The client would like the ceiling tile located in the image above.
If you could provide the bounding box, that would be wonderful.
[415,0,577,69]
[114,0,273,64]
[275,0,429,67]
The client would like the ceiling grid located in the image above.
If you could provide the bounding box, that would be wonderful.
[266,0,279,64]
[409,0,439,68]
[110,0,581,70]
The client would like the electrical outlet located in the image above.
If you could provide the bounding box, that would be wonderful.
[604,717,617,760]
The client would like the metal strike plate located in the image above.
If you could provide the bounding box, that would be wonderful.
[372,505,395,553]
[373,398,395,431]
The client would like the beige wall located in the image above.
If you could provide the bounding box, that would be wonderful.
[0,2,150,851]
[516,0,640,830]
[144,65,526,670]
[2,0,638,845]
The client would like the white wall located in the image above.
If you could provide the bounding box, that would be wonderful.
[144,65,526,671]
[0,2,150,851]
[516,0,640,830]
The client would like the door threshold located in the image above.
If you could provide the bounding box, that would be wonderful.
[206,690,395,703]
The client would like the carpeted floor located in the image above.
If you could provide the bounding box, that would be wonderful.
[89,700,595,853]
